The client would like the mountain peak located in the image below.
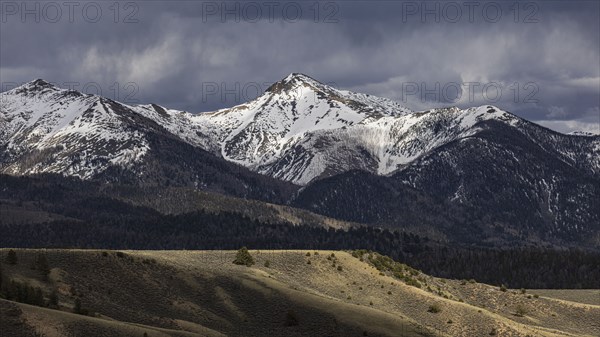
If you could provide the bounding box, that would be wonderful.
[266,73,325,94]
[283,73,320,83]
[31,78,51,86]
[25,78,59,90]
[4,79,60,94]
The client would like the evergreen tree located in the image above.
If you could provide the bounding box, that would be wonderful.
[6,249,17,265]
[0,264,4,298]
[73,297,89,315]
[49,290,59,307]
[74,298,82,314]
[35,254,50,279]
[32,287,44,306]
[233,247,255,266]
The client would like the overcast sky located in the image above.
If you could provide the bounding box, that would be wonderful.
[1,0,598,134]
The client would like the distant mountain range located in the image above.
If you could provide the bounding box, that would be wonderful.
[1,74,599,247]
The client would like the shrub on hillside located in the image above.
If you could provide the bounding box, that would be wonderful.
[427,304,441,313]
[404,277,422,289]
[233,247,255,266]
[515,304,528,317]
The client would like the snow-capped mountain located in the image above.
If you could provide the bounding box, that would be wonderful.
[130,73,415,184]
[130,74,598,185]
[294,115,600,244]
[2,75,599,186]
[0,79,295,201]
[0,79,150,178]
[2,74,599,246]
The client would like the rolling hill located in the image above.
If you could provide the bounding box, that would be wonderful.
[1,249,598,337]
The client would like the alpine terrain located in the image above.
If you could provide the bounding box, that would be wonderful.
[1,74,599,248]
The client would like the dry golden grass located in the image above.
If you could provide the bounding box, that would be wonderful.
[1,249,598,337]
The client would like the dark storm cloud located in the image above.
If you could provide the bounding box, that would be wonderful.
[1,0,598,133]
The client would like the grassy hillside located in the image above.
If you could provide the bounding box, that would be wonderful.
[0,249,598,337]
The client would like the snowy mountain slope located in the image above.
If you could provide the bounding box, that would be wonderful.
[0,79,296,202]
[515,122,600,179]
[2,75,599,187]
[130,74,600,185]
[126,73,418,184]
[253,105,524,184]
[126,74,562,185]
[266,103,599,185]
[0,80,150,178]
[190,73,412,174]
[293,119,600,246]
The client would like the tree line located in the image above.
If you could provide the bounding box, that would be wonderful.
[1,210,599,288]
